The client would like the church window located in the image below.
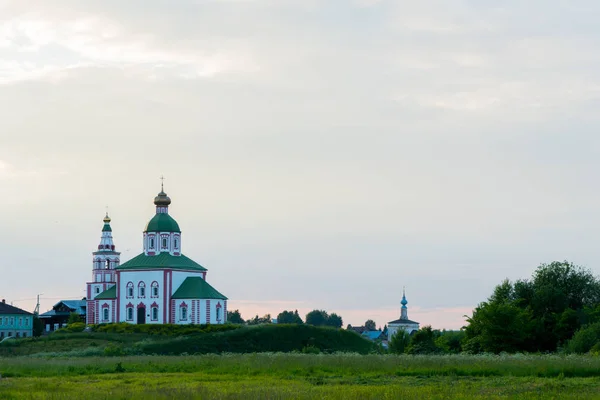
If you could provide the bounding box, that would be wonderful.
[95,287,100,294]
[19,318,22,326]
[127,282,134,298]
[106,259,110,269]
[138,282,146,298]
[174,238,179,249]
[127,307,133,321]
[25,318,29,327]
[180,306,188,321]
[152,307,158,321]
[151,282,159,298]
[216,307,221,321]
[103,308,109,321]
[150,237,155,248]
[162,238,168,248]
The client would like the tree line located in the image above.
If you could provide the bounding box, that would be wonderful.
[227,309,343,328]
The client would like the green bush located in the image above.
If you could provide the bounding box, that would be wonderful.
[137,324,375,355]
[56,322,86,333]
[565,322,600,353]
[91,323,241,336]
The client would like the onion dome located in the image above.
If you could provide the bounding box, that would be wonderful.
[102,213,112,232]
[401,288,408,307]
[154,190,171,207]
[145,213,181,233]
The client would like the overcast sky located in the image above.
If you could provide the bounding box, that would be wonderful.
[1,0,600,329]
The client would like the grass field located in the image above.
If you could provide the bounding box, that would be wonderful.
[2,353,600,399]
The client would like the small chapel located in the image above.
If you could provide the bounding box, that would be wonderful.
[387,289,419,340]
[86,186,228,325]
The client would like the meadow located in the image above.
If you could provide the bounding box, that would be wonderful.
[2,353,600,399]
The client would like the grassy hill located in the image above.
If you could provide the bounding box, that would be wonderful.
[0,324,376,357]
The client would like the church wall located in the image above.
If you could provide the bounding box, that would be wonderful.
[118,270,166,324]
[387,323,419,341]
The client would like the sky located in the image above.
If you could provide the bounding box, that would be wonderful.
[1,0,600,330]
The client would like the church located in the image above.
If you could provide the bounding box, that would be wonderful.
[387,290,419,340]
[86,186,228,325]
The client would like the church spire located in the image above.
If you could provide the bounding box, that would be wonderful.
[98,212,115,251]
[400,287,409,320]
[154,177,171,214]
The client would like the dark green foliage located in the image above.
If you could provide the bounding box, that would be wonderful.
[305,310,328,326]
[226,310,244,324]
[364,320,376,331]
[434,330,465,353]
[406,326,441,354]
[137,324,375,355]
[57,322,86,333]
[91,322,241,336]
[305,310,343,328]
[246,314,272,325]
[277,310,303,324]
[464,261,600,353]
[32,316,43,337]
[388,330,409,354]
[68,312,83,324]
[327,313,343,328]
[565,322,600,354]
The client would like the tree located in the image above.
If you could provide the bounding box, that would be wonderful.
[247,314,272,325]
[305,310,328,326]
[227,309,244,324]
[388,329,410,354]
[364,319,376,331]
[32,316,44,337]
[406,326,441,354]
[277,310,303,324]
[327,313,343,328]
[68,312,83,324]
[464,261,600,353]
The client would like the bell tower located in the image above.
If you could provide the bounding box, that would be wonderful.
[87,213,120,300]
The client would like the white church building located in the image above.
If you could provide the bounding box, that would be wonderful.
[86,186,227,325]
[387,290,419,340]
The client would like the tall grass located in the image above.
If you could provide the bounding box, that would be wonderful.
[2,353,600,379]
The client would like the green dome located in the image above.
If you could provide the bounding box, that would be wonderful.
[144,213,181,233]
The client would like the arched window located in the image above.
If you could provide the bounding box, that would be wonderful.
[174,237,179,249]
[216,306,221,321]
[103,308,109,321]
[105,259,110,269]
[138,282,146,298]
[180,305,188,321]
[152,306,159,321]
[162,238,168,248]
[126,282,134,298]
[151,282,159,298]
[127,307,133,321]
[95,287,100,294]
[150,237,155,248]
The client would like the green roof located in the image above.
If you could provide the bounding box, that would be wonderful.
[144,213,180,233]
[117,252,207,271]
[102,223,112,232]
[95,285,117,299]
[172,277,227,300]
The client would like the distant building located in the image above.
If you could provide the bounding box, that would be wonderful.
[0,299,33,338]
[387,289,419,340]
[362,330,386,341]
[39,300,86,332]
[86,186,228,325]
